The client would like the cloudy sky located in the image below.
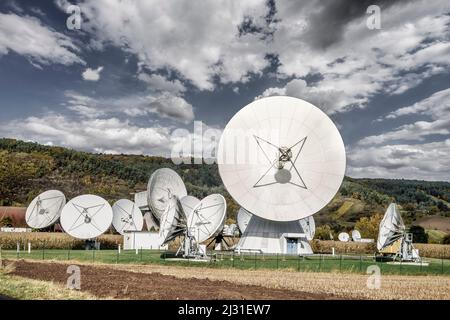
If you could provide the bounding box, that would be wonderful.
[0,0,449,181]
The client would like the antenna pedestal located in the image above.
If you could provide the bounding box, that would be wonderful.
[236,214,313,255]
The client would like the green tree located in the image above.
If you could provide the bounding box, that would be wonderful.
[443,234,450,245]
[409,225,428,243]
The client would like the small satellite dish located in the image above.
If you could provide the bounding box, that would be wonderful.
[180,195,200,219]
[112,199,144,235]
[25,190,66,229]
[60,194,113,240]
[228,223,238,236]
[187,194,227,243]
[351,229,362,242]
[158,197,184,245]
[377,203,405,251]
[338,232,350,242]
[147,168,187,221]
[217,96,346,222]
[237,207,252,234]
[299,215,315,241]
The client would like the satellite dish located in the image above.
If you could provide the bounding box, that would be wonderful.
[180,195,200,219]
[377,203,405,251]
[299,215,315,241]
[147,168,187,221]
[143,212,158,231]
[60,195,113,240]
[25,190,66,229]
[217,96,346,221]
[158,196,185,245]
[237,207,252,234]
[228,223,238,236]
[351,229,362,242]
[338,232,350,242]
[187,194,227,243]
[112,199,144,235]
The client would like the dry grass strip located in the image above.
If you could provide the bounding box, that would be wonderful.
[112,264,450,300]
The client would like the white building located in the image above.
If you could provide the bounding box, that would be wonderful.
[235,215,313,255]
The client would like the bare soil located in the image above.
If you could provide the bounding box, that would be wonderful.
[6,260,342,300]
[415,215,450,233]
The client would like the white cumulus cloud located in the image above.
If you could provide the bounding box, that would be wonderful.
[82,66,104,81]
[1,114,175,155]
[79,0,271,90]
[64,90,194,124]
[259,0,450,113]
[0,12,85,67]
[360,88,450,145]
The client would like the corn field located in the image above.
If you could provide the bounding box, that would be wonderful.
[0,233,449,259]
[311,240,450,259]
[0,232,122,250]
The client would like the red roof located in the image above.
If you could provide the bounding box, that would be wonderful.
[0,207,27,227]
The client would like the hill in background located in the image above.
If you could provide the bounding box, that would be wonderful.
[1,138,449,237]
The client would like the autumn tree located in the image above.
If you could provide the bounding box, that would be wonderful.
[315,224,334,240]
[354,213,383,239]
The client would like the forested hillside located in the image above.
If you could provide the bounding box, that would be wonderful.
[1,138,449,234]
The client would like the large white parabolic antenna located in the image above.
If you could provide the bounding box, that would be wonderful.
[112,199,144,235]
[217,96,346,221]
[25,190,66,229]
[187,194,227,243]
[237,207,252,234]
[180,195,200,219]
[60,194,113,240]
[299,215,315,241]
[147,168,187,221]
[377,203,405,251]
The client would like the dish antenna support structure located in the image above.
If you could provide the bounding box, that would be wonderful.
[235,211,314,255]
[181,194,227,258]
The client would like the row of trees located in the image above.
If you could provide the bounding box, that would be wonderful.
[1,138,449,229]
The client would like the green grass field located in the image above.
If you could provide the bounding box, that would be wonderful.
[1,248,450,276]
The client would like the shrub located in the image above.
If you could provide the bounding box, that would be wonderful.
[314,225,334,240]
[409,225,428,243]
[0,217,13,227]
[443,234,450,245]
